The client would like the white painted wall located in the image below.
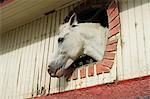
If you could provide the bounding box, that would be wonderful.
[0,1,81,99]
[118,0,150,80]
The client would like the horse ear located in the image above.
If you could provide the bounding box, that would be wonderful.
[71,14,78,26]
[68,13,78,27]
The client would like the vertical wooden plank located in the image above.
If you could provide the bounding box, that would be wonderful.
[27,20,39,98]
[13,26,24,99]
[8,27,21,98]
[126,0,140,78]
[44,14,53,95]
[3,30,11,99]
[38,17,45,95]
[22,22,33,98]
[40,15,51,96]
[39,16,48,96]
[19,22,33,99]
[36,16,47,96]
[0,32,10,98]
[27,17,45,97]
[141,0,150,75]
[23,20,37,98]
[119,0,150,79]
[118,0,132,80]
[31,18,42,97]
[3,29,16,99]
[16,24,30,99]
[7,27,20,99]
[134,0,147,76]
[30,19,40,97]
[0,33,5,99]
[0,33,4,98]
[115,35,123,81]
[37,16,49,96]
[15,25,27,99]
[50,11,60,94]
[41,10,60,95]
[1,33,8,99]
[16,25,26,99]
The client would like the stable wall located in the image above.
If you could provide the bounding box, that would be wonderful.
[118,0,150,80]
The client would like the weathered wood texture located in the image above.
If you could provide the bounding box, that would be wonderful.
[118,0,150,80]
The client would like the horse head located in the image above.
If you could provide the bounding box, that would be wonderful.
[48,14,83,77]
[48,13,108,78]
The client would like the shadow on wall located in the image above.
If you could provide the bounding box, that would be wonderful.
[0,13,59,56]
[0,0,109,55]
[0,0,149,55]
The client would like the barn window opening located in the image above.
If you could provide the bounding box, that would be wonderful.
[63,0,110,79]
[64,2,109,28]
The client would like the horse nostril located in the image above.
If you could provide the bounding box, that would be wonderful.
[47,66,57,77]
[47,69,51,74]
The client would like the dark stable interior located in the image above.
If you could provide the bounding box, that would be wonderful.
[63,0,109,80]
[0,0,4,3]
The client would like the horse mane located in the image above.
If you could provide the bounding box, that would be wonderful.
[64,0,109,27]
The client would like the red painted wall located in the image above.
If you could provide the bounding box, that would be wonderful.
[34,76,150,99]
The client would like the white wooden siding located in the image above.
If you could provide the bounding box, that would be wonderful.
[118,0,150,80]
[0,0,150,99]
[0,2,78,98]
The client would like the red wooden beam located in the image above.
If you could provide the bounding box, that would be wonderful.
[34,75,150,99]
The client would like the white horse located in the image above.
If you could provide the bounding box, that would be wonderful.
[48,14,108,78]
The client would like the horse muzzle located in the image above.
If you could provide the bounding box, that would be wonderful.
[47,65,64,78]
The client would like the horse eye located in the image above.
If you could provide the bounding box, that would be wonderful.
[72,25,77,27]
[58,37,64,43]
